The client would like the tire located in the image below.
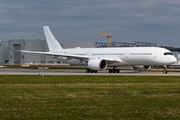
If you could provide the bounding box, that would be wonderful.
[109,69,112,73]
[163,70,167,74]
[117,69,120,73]
[86,69,89,73]
[90,69,93,73]
[113,69,116,73]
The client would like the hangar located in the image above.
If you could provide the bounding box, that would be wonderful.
[0,41,9,64]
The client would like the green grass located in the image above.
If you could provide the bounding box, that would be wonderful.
[0,75,180,119]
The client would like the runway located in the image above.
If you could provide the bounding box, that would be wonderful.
[0,68,180,76]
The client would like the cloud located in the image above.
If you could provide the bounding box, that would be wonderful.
[0,19,16,24]
[0,0,180,47]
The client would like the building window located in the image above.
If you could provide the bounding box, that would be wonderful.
[41,61,45,64]
[5,60,9,63]
[49,61,54,63]
[57,61,62,64]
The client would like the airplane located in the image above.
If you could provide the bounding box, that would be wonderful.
[14,26,177,74]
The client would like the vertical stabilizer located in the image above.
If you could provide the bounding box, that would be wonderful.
[43,26,63,52]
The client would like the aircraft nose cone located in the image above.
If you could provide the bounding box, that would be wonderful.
[171,57,177,64]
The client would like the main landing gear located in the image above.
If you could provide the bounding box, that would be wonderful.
[86,67,120,73]
[86,69,98,73]
[108,67,120,73]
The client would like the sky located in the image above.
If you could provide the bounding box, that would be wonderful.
[0,0,180,47]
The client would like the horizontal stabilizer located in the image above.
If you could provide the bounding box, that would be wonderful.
[4,43,16,51]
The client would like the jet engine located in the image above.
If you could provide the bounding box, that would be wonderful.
[88,59,107,70]
[133,65,151,71]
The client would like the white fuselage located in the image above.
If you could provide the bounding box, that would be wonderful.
[54,47,177,66]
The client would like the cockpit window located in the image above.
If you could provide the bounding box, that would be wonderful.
[164,52,173,55]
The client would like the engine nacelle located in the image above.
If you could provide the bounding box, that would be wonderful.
[133,65,151,71]
[88,59,107,70]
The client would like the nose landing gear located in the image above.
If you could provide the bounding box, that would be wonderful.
[163,65,168,74]
[163,70,167,74]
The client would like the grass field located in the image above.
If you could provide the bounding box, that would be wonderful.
[0,75,180,119]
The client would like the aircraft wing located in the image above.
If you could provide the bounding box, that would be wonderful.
[19,50,89,60]
[19,50,122,63]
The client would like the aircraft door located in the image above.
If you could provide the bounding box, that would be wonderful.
[125,50,129,58]
[153,50,157,58]
[87,51,91,56]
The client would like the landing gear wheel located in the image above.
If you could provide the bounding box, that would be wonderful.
[113,69,116,73]
[86,69,89,73]
[163,70,167,74]
[109,68,120,73]
[86,69,98,73]
[163,65,168,74]
[90,69,94,73]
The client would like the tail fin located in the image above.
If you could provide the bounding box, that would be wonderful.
[43,26,63,52]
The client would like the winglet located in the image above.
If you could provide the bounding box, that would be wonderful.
[43,26,63,52]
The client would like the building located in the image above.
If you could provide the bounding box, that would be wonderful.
[0,41,9,64]
[172,51,180,66]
